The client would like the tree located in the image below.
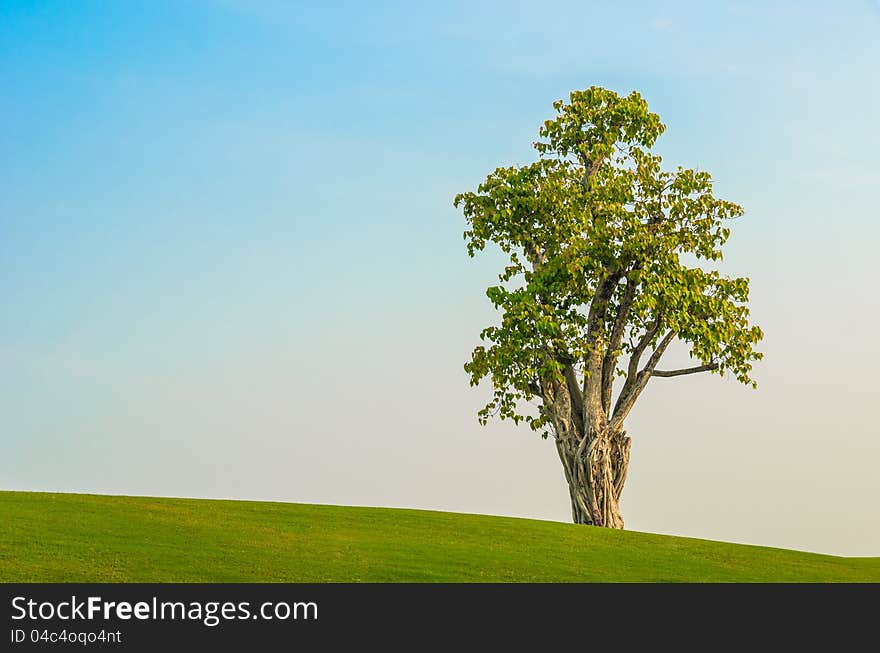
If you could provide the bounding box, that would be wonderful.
[454,87,763,529]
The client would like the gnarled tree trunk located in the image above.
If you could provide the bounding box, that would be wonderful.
[555,427,631,528]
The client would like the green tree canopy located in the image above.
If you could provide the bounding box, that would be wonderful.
[455,87,763,528]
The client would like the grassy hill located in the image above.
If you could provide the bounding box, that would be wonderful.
[1,491,877,582]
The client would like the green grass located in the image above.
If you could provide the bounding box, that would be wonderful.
[1,491,877,582]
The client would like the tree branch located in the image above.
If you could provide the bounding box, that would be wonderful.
[583,271,624,430]
[580,153,606,190]
[585,272,623,343]
[640,329,676,376]
[601,276,639,414]
[524,242,546,270]
[652,363,719,378]
[611,329,676,431]
[564,364,585,434]
[613,314,661,416]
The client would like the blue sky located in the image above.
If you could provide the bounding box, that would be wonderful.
[2,1,879,555]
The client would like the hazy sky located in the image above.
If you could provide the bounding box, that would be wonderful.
[2,1,878,556]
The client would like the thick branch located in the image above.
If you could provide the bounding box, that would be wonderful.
[601,277,639,414]
[564,364,585,434]
[610,329,676,431]
[613,314,661,416]
[585,272,623,343]
[640,329,676,375]
[582,271,625,427]
[652,363,718,378]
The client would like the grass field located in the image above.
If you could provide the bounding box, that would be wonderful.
[1,491,877,582]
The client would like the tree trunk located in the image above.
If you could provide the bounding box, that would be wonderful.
[556,430,631,528]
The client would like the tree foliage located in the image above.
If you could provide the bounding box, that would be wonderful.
[455,87,763,443]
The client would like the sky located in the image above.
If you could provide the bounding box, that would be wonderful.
[2,1,878,556]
